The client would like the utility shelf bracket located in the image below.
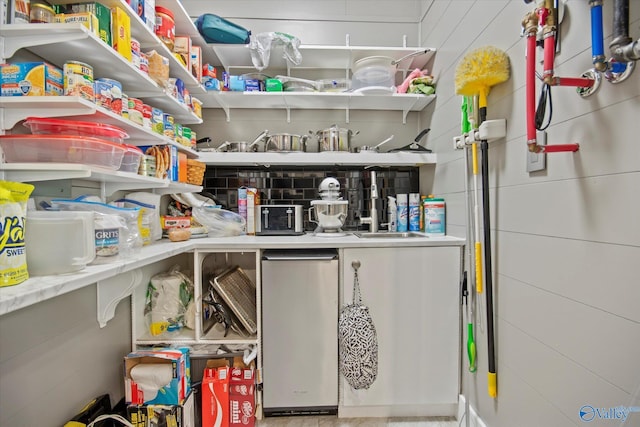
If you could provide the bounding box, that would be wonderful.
[96,269,143,328]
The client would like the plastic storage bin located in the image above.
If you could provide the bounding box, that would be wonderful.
[0,135,126,169]
[23,117,129,144]
[119,144,144,173]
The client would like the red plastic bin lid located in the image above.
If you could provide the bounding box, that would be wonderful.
[23,117,129,141]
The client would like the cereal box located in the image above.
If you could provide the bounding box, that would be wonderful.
[0,62,64,96]
[111,6,132,61]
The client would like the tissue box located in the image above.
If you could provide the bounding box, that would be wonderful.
[124,348,189,405]
[127,389,195,427]
[201,359,230,427]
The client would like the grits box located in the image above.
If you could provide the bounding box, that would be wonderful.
[0,62,63,96]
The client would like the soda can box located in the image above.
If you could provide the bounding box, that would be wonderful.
[0,62,64,96]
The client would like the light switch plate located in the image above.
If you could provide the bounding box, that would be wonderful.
[527,130,547,173]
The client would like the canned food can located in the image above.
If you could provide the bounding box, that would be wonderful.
[142,103,152,129]
[182,127,191,147]
[130,38,141,69]
[138,154,157,177]
[139,53,149,75]
[150,108,164,134]
[94,78,114,110]
[127,97,144,125]
[162,113,174,139]
[190,130,197,148]
[107,79,123,114]
[64,60,94,101]
[174,123,183,143]
[11,0,30,23]
[121,92,129,119]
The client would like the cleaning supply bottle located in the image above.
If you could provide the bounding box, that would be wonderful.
[423,194,446,236]
[396,194,408,232]
[387,196,397,232]
[408,193,420,231]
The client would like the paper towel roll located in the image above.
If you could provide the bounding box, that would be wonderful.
[130,363,173,402]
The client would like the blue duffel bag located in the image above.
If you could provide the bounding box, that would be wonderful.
[195,13,251,44]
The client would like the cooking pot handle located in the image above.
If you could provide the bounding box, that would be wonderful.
[217,141,230,151]
[250,129,269,148]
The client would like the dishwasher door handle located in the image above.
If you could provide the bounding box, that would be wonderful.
[262,254,337,261]
[262,250,338,261]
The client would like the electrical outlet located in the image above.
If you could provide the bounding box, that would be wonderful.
[527,130,547,172]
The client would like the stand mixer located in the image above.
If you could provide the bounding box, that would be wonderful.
[309,177,349,235]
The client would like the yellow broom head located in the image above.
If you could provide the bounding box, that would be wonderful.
[455,46,510,106]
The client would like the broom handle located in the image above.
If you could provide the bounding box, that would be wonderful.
[479,104,497,398]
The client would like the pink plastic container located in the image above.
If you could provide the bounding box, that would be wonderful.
[0,135,126,170]
[23,117,129,145]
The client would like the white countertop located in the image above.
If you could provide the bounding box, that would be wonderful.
[0,232,464,317]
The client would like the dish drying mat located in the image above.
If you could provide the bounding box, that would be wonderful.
[211,266,257,334]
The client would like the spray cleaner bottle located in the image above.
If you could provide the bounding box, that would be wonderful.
[387,196,397,232]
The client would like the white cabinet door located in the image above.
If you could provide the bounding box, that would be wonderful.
[339,246,461,418]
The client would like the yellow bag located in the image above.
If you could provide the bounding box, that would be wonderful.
[0,181,34,287]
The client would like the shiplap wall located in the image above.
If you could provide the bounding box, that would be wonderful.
[420,1,640,426]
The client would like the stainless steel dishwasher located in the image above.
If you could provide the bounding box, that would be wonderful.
[261,248,339,416]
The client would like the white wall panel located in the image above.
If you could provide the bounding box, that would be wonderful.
[499,275,640,393]
[425,1,640,426]
[0,286,130,426]
[497,231,640,324]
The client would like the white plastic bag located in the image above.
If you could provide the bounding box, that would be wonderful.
[249,32,302,71]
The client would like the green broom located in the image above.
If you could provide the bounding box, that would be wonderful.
[454,46,510,399]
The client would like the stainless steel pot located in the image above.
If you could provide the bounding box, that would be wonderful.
[264,133,309,152]
[311,125,360,152]
[353,134,394,153]
[217,130,268,152]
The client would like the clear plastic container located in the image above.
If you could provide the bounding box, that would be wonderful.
[119,144,144,173]
[0,135,126,169]
[30,2,55,23]
[23,117,129,144]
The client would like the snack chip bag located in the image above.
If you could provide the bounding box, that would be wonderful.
[0,181,34,287]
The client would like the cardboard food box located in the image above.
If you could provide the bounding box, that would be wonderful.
[201,359,231,427]
[174,36,192,69]
[127,389,195,427]
[201,357,256,427]
[62,2,111,46]
[229,360,256,427]
[190,45,202,82]
[124,348,190,405]
[0,62,63,96]
[55,12,99,37]
[246,188,259,236]
[111,6,132,61]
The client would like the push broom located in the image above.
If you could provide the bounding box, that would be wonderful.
[454,46,510,399]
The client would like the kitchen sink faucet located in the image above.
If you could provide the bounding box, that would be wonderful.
[359,170,379,233]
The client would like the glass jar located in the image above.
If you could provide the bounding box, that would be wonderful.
[30,2,55,23]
